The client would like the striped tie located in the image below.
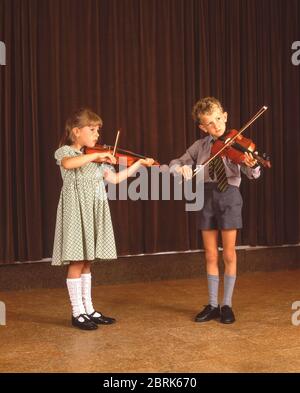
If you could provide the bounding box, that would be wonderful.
[208,156,228,192]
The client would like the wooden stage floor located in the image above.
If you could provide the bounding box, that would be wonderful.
[1,269,300,372]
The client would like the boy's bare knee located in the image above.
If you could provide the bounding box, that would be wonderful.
[205,250,219,264]
[223,249,236,264]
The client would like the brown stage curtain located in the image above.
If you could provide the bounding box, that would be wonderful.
[1,0,300,264]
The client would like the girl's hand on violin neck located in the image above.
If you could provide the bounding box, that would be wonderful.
[138,157,155,167]
[175,165,193,180]
[243,152,258,167]
[96,152,117,165]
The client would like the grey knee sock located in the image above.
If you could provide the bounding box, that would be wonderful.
[207,274,219,308]
[222,274,236,307]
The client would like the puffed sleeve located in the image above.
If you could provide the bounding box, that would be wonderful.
[101,162,116,172]
[54,145,75,166]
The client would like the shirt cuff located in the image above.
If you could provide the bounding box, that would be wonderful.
[249,165,261,178]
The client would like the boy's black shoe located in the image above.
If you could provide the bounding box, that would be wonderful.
[88,311,116,325]
[220,305,235,324]
[194,305,220,322]
[72,314,98,330]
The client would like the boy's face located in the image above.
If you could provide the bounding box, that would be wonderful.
[198,106,228,139]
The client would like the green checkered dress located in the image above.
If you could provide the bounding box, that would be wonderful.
[52,145,117,266]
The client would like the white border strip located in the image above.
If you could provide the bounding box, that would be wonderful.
[1,243,300,265]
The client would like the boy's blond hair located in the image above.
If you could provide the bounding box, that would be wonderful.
[192,97,224,124]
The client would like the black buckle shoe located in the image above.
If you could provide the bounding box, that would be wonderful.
[88,311,116,325]
[195,305,220,322]
[72,314,98,330]
[220,305,235,324]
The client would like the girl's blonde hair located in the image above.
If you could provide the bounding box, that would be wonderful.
[59,108,103,147]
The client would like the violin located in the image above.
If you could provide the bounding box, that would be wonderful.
[191,106,271,179]
[85,129,159,167]
[211,129,271,168]
[85,144,160,166]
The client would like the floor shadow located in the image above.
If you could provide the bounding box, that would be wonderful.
[142,301,198,319]
[7,311,70,327]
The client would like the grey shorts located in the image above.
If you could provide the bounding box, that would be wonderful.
[198,183,243,230]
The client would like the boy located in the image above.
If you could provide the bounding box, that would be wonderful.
[169,97,260,323]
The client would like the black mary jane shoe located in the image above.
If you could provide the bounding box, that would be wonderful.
[88,311,116,325]
[72,314,98,330]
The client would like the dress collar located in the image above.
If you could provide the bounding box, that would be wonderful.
[70,146,84,154]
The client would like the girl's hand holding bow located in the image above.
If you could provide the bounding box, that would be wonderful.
[94,152,117,165]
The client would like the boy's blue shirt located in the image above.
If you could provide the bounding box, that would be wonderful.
[169,134,260,188]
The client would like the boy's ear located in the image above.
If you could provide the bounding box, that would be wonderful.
[198,123,208,133]
[223,112,228,122]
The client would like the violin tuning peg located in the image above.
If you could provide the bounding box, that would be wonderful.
[262,152,271,161]
[263,153,271,160]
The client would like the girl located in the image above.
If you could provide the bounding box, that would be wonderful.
[52,108,154,330]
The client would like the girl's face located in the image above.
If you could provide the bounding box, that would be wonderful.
[73,123,100,148]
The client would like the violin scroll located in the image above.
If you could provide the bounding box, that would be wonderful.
[253,152,271,168]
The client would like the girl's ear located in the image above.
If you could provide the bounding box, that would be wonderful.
[223,112,228,123]
[72,127,80,139]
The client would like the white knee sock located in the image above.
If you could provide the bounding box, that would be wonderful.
[81,273,96,315]
[66,278,86,317]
